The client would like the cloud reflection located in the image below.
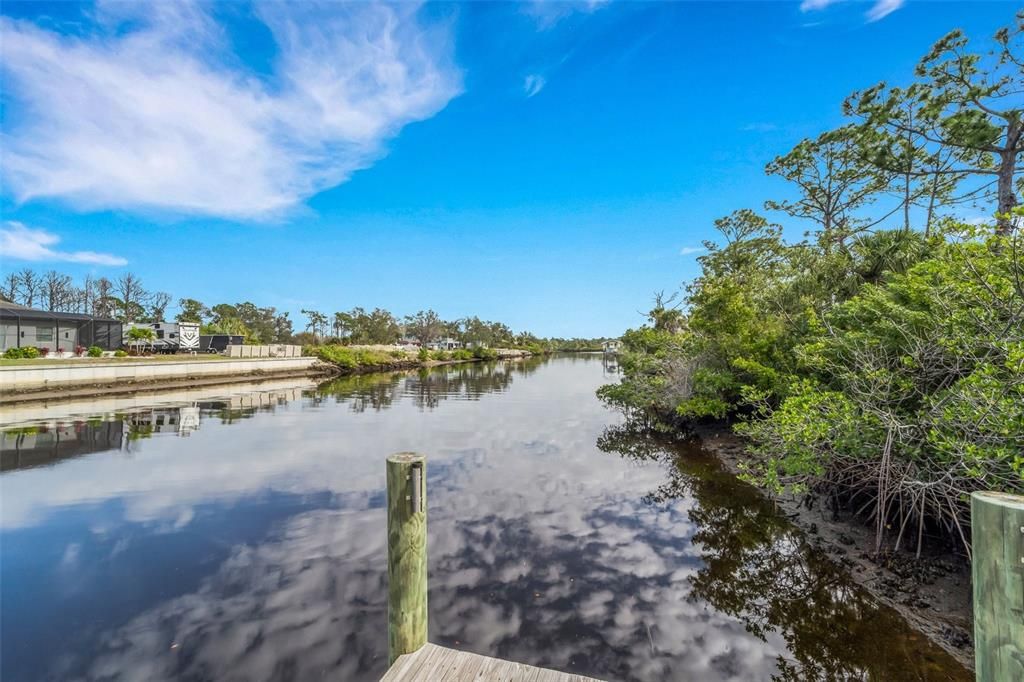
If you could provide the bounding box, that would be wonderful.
[2,357,967,681]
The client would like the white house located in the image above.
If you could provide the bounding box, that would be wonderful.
[427,337,463,351]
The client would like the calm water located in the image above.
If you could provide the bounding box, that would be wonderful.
[1,355,967,681]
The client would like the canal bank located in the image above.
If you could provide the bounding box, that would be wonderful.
[695,424,975,670]
[0,348,539,404]
[0,356,331,403]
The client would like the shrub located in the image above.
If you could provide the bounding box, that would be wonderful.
[4,347,24,359]
[114,350,128,358]
[451,349,473,361]
[312,344,398,370]
[87,346,103,358]
[36,347,48,357]
[472,346,499,361]
[431,350,451,361]
[417,347,430,362]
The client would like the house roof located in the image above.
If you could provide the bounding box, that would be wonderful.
[0,302,120,323]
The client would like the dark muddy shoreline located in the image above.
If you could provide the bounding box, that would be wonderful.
[693,423,975,671]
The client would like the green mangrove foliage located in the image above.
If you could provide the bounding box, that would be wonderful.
[600,14,1024,555]
[310,345,405,371]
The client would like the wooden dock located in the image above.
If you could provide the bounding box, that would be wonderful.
[380,643,604,682]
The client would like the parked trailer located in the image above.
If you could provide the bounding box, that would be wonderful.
[199,334,244,353]
[124,322,201,353]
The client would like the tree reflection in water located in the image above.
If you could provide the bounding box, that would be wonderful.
[596,424,968,682]
[314,356,546,412]
[2,358,967,682]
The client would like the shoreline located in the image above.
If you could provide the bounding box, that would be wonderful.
[693,423,975,671]
[0,350,539,405]
[0,360,335,406]
[316,348,537,377]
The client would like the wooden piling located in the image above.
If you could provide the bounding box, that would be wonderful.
[387,452,428,666]
[971,491,1024,681]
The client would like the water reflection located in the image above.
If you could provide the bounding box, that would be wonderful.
[597,424,966,681]
[311,358,536,412]
[1,385,309,473]
[0,357,966,682]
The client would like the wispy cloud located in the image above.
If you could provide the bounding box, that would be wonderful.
[866,0,905,22]
[523,74,547,98]
[0,2,462,220]
[800,0,905,22]
[799,0,839,10]
[679,246,706,256]
[524,0,610,29]
[0,222,128,266]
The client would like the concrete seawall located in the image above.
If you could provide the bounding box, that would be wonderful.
[1,357,323,400]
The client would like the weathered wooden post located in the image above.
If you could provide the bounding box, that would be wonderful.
[387,453,428,666]
[971,491,1024,681]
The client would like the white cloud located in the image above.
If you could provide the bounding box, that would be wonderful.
[0,2,462,220]
[523,74,547,98]
[0,221,128,266]
[524,0,610,29]
[800,0,905,22]
[679,246,706,256]
[799,0,838,11]
[866,0,905,22]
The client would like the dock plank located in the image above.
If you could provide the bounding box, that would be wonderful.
[380,644,603,682]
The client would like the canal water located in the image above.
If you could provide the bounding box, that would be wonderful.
[1,355,968,681]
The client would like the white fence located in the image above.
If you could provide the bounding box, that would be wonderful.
[225,344,302,358]
[1,356,318,393]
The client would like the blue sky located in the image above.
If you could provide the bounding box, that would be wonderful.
[0,1,1012,337]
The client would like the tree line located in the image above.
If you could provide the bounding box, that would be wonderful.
[599,14,1023,556]
[2,268,171,323]
[299,307,603,351]
[1,268,603,350]
[298,307,545,348]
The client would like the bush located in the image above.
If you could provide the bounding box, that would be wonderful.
[114,349,128,358]
[417,347,430,362]
[4,347,24,359]
[472,346,499,361]
[431,350,451,361]
[451,349,473,361]
[312,344,397,371]
[600,217,1024,555]
[87,346,103,358]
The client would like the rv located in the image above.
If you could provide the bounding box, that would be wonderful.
[125,321,201,353]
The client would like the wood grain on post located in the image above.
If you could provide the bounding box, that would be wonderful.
[971,491,1024,681]
[387,452,428,666]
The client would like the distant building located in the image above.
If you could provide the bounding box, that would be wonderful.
[0,301,123,353]
[427,337,463,351]
[602,340,621,353]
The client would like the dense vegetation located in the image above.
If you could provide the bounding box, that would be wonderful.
[599,16,1024,556]
[309,342,502,372]
[296,306,603,353]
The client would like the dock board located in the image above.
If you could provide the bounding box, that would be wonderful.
[380,643,605,681]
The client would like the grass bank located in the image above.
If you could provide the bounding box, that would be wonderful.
[0,354,233,367]
[306,344,531,374]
